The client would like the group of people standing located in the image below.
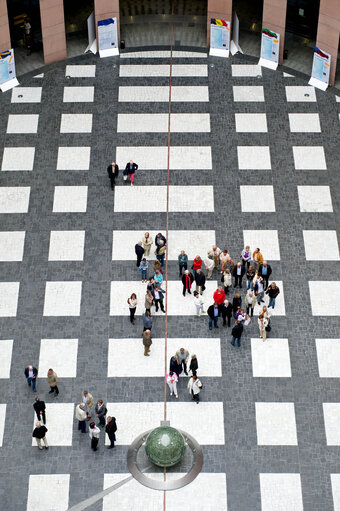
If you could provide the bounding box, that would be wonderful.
[168,349,202,403]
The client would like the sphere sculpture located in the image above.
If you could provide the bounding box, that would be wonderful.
[145,426,186,468]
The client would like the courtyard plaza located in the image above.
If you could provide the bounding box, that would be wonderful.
[0,46,339,510]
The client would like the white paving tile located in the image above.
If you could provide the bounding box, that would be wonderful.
[32,403,74,446]
[112,230,215,260]
[293,146,326,170]
[103,473,227,510]
[331,474,340,511]
[237,146,271,170]
[119,86,209,102]
[297,186,333,212]
[309,281,340,316]
[27,474,70,511]
[0,187,30,213]
[0,340,13,378]
[240,186,275,212]
[110,280,218,316]
[255,402,297,445]
[316,339,340,378]
[289,113,321,132]
[1,147,35,171]
[285,86,316,102]
[11,87,42,103]
[243,230,280,260]
[0,282,20,317]
[48,231,85,261]
[108,337,222,377]
[63,86,94,102]
[105,402,225,445]
[251,338,291,377]
[323,403,340,445]
[38,339,78,377]
[0,404,6,446]
[120,50,207,58]
[6,114,39,134]
[65,64,95,77]
[235,113,267,132]
[43,281,82,316]
[117,113,210,132]
[52,186,88,213]
[233,86,264,102]
[253,281,286,317]
[0,231,25,261]
[60,113,93,133]
[119,64,208,77]
[57,147,91,170]
[260,473,303,511]
[303,230,339,260]
[114,186,214,212]
[116,146,212,170]
[232,64,262,76]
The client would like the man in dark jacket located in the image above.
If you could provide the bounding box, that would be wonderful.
[32,422,48,449]
[153,285,166,313]
[24,365,38,392]
[231,320,244,347]
[182,270,194,296]
[259,261,272,290]
[142,311,152,331]
[207,302,219,330]
[194,269,206,295]
[105,416,117,449]
[125,160,138,185]
[107,161,119,190]
[232,262,245,288]
[95,399,107,427]
[33,397,46,424]
[135,241,145,267]
[221,299,233,327]
[155,232,166,248]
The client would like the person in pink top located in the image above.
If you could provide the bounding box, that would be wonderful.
[166,371,178,398]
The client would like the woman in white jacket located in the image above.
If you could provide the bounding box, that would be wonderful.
[222,269,232,294]
[187,375,202,404]
[166,371,178,398]
[193,291,205,317]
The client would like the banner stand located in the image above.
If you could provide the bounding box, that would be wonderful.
[0,49,19,93]
[308,47,331,91]
[308,77,327,91]
[231,13,243,55]
[230,40,243,55]
[98,18,119,58]
[209,18,230,58]
[1,77,19,92]
[85,12,97,54]
[258,58,278,70]
[258,28,280,71]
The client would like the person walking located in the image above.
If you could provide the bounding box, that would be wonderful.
[254,276,265,305]
[221,299,233,327]
[95,399,107,427]
[33,397,46,424]
[143,329,152,356]
[252,248,263,272]
[187,375,202,404]
[89,422,100,451]
[32,422,48,450]
[125,160,138,186]
[194,269,206,295]
[178,250,188,277]
[76,403,87,433]
[153,284,166,313]
[189,354,198,376]
[139,258,149,283]
[24,365,38,392]
[47,368,59,395]
[107,161,119,190]
[155,240,166,267]
[241,245,251,269]
[233,262,245,288]
[231,320,244,347]
[135,242,144,268]
[203,257,214,280]
[142,310,152,331]
[208,302,219,330]
[245,290,256,317]
[192,255,202,277]
[166,372,178,398]
[258,315,269,341]
[182,270,194,296]
[142,232,153,256]
[145,289,154,313]
[81,390,94,417]
[170,355,182,378]
[207,245,221,272]
[105,416,117,449]
[266,282,280,309]
[127,293,137,324]
[259,261,272,290]
[176,347,189,376]
[193,291,205,316]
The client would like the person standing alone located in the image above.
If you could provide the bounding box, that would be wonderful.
[47,368,59,396]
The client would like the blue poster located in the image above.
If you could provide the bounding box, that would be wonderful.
[0,49,16,86]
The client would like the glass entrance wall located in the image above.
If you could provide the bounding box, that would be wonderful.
[63,0,94,57]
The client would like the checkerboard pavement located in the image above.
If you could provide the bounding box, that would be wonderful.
[0,48,339,510]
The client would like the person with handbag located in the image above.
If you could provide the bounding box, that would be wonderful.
[187,375,202,404]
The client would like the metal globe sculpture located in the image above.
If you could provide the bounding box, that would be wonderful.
[145,426,186,468]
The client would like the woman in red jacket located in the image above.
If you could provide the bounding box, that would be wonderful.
[192,255,202,277]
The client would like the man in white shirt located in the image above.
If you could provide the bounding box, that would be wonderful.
[89,422,100,451]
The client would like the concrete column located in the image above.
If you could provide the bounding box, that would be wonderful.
[40,0,67,65]
[0,0,11,52]
[262,0,287,64]
[94,0,120,46]
[207,0,233,46]
[316,0,340,86]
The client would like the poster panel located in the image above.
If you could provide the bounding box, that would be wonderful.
[209,18,230,58]
[0,49,19,92]
[231,12,243,55]
[85,11,97,53]
[98,17,119,57]
[258,28,280,70]
[311,48,331,84]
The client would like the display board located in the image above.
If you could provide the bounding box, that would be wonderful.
[209,18,230,58]
[0,49,19,92]
[98,17,119,58]
[230,12,243,55]
[308,47,331,91]
[85,11,97,54]
[258,28,280,70]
